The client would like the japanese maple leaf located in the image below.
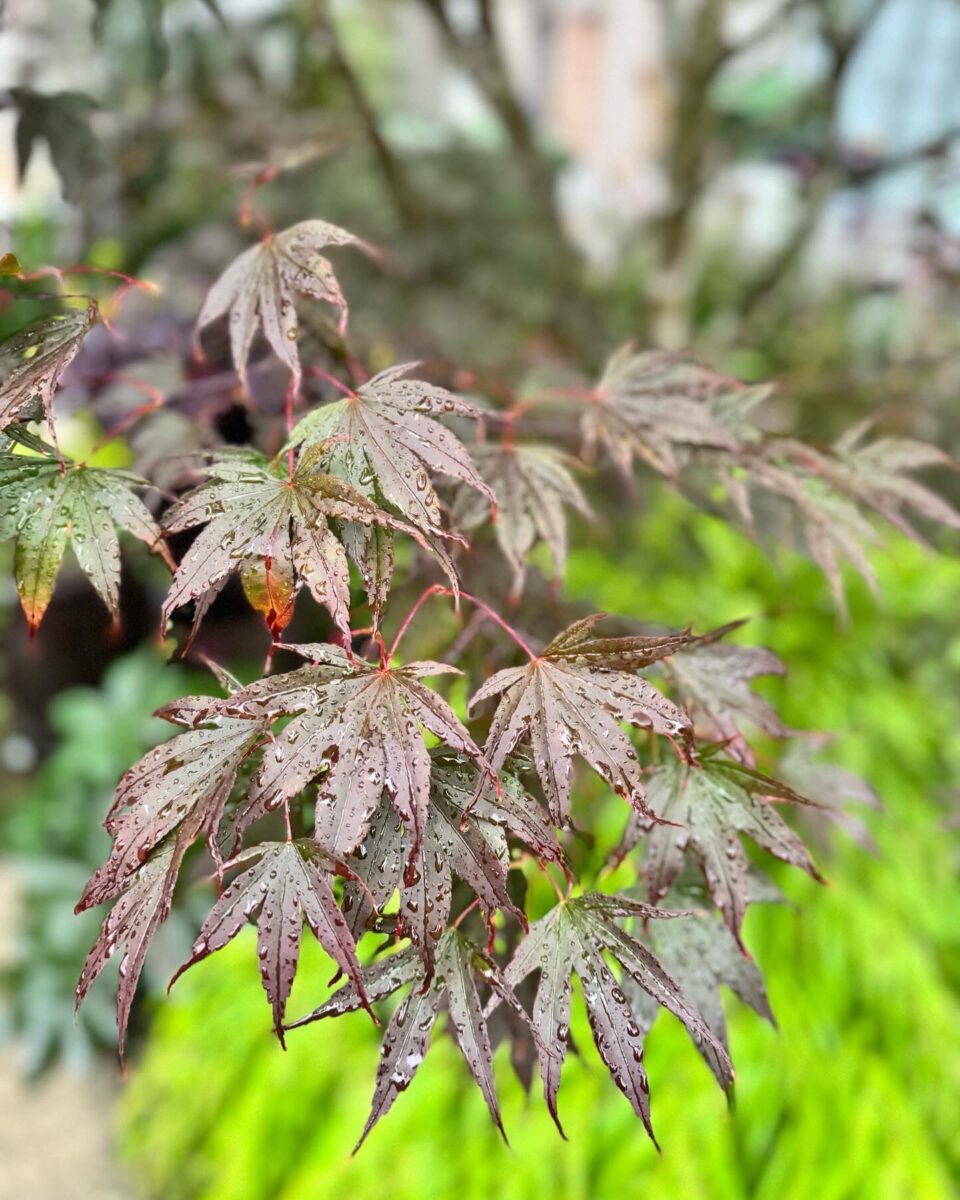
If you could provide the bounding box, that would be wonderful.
[737,451,884,614]
[170,839,370,1044]
[0,439,171,632]
[76,712,268,911]
[491,892,729,1140]
[161,448,448,639]
[624,747,823,946]
[581,347,754,479]
[290,362,495,537]
[454,442,592,597]
[468,615,693,827]
[339,753,539,974]
[0,301,97,436]
[198,643,486,875]
[75,837,184,1062]
[286,931,535,1147]
[829,430,960,539]
[720,430,960,616]
[629,911,774,1091]
[778,734,882,853]
[194,219,374,393]
[666,620,786,753]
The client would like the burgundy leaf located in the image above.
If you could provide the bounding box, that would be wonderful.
[212,648,485,879]
[667,620,787,751]
[287,931,523,1149]
[194,219,373,393]
[632,747,824,946]
[339,752,527,973]
[629,912,774,1091]
[75,838,186,1063]
[470,615,693,826]
[170,839,369,1043]
[290,362,494,538]
[495,892,728,1141]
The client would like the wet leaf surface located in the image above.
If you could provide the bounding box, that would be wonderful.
[162,448,445,638]
[169,839,370,1043]
[619,746,824,947]
[0,302,97,434]
[0,439,169,632]
[194,219,372,392]
[493,892,730,1141]
[469,615,693,826]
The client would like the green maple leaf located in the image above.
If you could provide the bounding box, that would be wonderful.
[0,437,170,633]
[161,447,450,639]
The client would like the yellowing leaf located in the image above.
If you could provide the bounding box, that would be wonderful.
[161,449,449,639]
[0,439,169,633]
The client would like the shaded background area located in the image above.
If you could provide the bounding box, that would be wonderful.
[0,1,958,1197]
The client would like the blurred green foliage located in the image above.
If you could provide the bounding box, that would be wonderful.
[119,500,960,1200]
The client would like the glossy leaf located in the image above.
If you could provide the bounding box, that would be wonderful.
[184,644,485,879]
[727,430,960,615]
[291,362,494,536]
[342,753,529,974]
[629,912,774,1091]
[0,442,169,632]
[495,892,730,1140]
[76,714,268,910]
[287,930,530,1148]
[161,449,446,638]
[75,838,185,1062]
[469,615,693,826]
[170,839,369,1043]
[0,302,97,435]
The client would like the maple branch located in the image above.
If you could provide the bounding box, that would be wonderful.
[283,796,294,842]
[19,264,159,317]
[539,861,567,905]
[88,376,167,455]
[305,364,356,398]
[455,590,539,661]
[317,5,424,226]
[237,168,277,238]
[389,584,539,663]
[388,584,447,662]
[451,897,481,930]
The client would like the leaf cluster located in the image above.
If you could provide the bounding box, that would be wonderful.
[0,204,951,1150]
